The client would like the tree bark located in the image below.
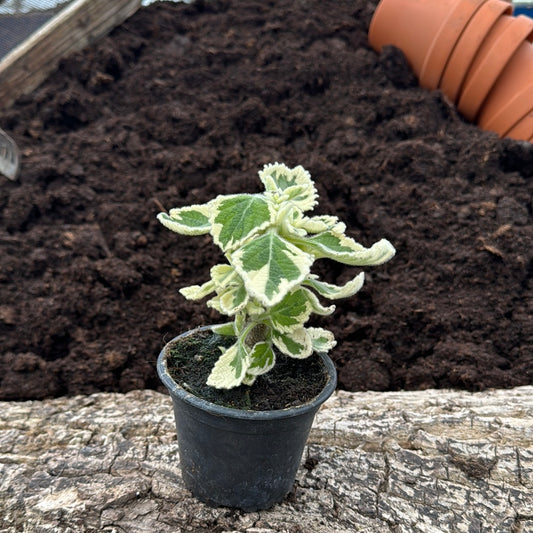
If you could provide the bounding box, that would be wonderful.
[1,387,532,532]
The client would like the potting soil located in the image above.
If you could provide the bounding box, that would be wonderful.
[0,0,532,400]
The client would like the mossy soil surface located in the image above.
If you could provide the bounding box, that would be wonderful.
[0,0,532,400]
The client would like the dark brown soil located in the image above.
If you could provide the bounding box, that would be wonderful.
[1,0,532,401]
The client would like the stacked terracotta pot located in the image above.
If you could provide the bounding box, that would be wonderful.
[368,0,533,142]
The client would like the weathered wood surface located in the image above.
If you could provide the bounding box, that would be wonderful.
[1,386,532,532]
[0,0,141,110]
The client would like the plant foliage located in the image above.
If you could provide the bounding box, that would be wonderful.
[158,163,395,389]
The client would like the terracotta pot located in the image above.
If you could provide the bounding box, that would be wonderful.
[419,0,487,90]
[368,0,469,78]
[439,0,513,103]
[504,109,533,142]
[457,14,533,121]
[478,41,533,135]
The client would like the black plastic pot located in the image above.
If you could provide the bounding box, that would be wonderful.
[157,326,337,511]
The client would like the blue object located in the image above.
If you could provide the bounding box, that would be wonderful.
[513,1,533,17]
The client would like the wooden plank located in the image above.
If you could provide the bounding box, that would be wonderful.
[0,0,142,110]
[1,387,532,531]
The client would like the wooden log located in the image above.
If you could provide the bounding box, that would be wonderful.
[0,0,141,110]
[0,386,531,532]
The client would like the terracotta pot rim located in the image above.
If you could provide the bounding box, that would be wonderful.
[419,0,487,90]
[367,0,400,52]
[458,14,533,121]
[504,109,533,140]
[368,0,464,76]
[482,80,533,134]
[439,0,513,103]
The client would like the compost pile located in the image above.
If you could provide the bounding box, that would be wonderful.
[1,0,532,400]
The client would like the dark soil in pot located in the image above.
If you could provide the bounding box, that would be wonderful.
[165,327,328,410]
[0,0,532,401]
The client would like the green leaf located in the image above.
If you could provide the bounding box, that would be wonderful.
[211,322,236,336]
[219,284,249,315]
[297,215,345,234]
[206,342,250,389]
[283,185,317,212]
[205,265,248,315]
[298,231,361,256]
[259,162,311,191]
[244,300,266,316]
[234,313,246,334]
[206,295,229,316]
[157,205,211,235]
[232,232,314,307]
[206,295,224,315]
[272,327,313,358]
[210,264,236,287]
[211,194,273,252]
[179,280,215,300]
[304,272,365,300]
[301,288,335,316]
[269,288,313,333]
[280,208,307,238]
[242,374,257,386]
[259,163,318,212]
[247,342,276,376]
[298,233,396,266]
[308,327,336,353]
[259,162,298,191]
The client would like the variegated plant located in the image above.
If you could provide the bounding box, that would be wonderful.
[158,163,395,389]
